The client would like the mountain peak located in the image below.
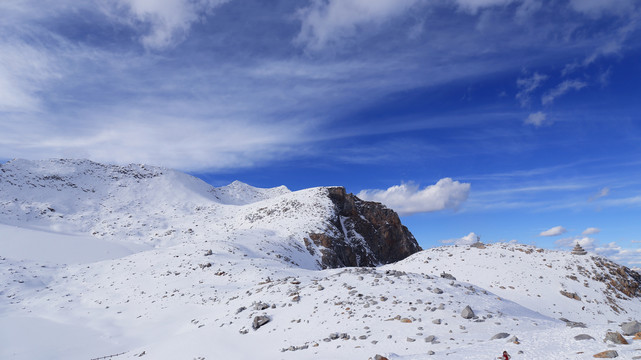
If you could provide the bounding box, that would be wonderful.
[211,180,291,205]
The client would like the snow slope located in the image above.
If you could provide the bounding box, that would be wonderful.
[2,159,641,360]
[390,243,641,324]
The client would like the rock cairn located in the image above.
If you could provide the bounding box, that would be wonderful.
[571,243,587,255]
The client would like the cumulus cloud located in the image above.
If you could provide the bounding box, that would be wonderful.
[539,225,567,237]
[541,80,588,105]
[110,0,229,50]
[524,111,548,127]
[582,227,601,235]
[442,232,480,245]
[595,242,641,266]
[357,178,471,216]
[516,72,548,107]
[556,236,640,267]
[555,235,596,250]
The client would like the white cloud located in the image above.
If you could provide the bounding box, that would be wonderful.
[568,0,635,17]
[295,0,422,50]
[524,111,548,127]
[516,72,548,107]
[0,41,61,112]
[595,242,641,266]
[556,236,640,267]
[539,225,567,237]
[454,0,517,14]
[442,232,480,245]
[582,227,600,235]
[589,187,610,201]
[357,178,471,216]
[555,235,596,249]
[0,112,312,172]
[541,79,588,105]
[110,0,229,50]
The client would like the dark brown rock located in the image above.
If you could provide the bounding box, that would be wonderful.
[560,290,581,301]
[308,187,421,268]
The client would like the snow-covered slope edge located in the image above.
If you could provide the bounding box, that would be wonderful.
[389,242,641,325]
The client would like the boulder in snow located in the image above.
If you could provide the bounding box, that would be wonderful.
[604,332,628,345]
[593,350,618,358]
[490,332,510,340]
[621,321,641,336]
[461,305,475,319]
[252,315,270,330]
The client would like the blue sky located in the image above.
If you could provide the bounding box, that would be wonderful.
[1,0,640,267]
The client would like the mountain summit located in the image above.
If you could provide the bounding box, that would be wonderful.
[0,158,420,268]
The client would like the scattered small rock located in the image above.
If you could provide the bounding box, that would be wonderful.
[424,335,436,343]
[575,334,595,341]
[252,315,270,330]
[491,333,510,340]
[593,350,618,358]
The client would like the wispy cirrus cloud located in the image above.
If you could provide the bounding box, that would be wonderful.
[541,79,588,105]
[589,187,610,201]
[295,0,423,51]
[516,72,548,107]
[106,0,230,50]
[357,179,470,216]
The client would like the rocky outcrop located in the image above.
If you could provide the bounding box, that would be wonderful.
[306,187,421,268]
[560,290,581,301]
[592,257,641,300]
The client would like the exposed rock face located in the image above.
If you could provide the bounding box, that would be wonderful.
[591,257,641,312]
[560,290,581,301]
[307,187,421,268]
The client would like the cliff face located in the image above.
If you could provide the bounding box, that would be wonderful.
[307,187,421,268]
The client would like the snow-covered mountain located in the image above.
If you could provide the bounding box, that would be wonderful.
[0,158,420,269]
[1,159,640,360]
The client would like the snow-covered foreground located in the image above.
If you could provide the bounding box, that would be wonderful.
[3,231,640,360]
[2,159,641,359]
